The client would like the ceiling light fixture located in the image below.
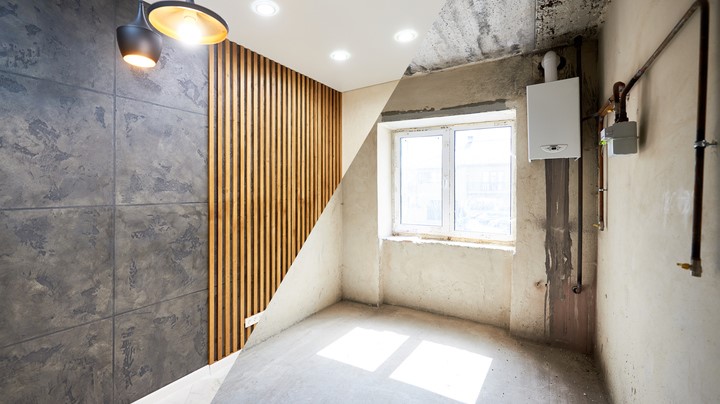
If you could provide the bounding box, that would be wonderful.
[330,50,351,62]
[147,0,228,45]
[252,0,279,17]
[394,29,418,43]
[117,0,163,68]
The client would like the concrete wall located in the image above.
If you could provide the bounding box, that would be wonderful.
[341,44,600,350]
[342,128,383,305]
[245,188,344,348]
[0,1,209,402]
[597,0,720,402]
[342,81,399,175]
[382,240,513,328]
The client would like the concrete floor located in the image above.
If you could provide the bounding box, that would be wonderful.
[213,302,607,404]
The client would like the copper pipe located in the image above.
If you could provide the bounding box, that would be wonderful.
[573,35,584,294]
[596,117,605,231]
[616,2,703,122]
[688,0,710,277]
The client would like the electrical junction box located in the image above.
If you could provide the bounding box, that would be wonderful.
[601,121,638,156]
[527,77,581,161]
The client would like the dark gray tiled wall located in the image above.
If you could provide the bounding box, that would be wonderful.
[0,208,113,344]
[115,204,208,313]
[0,0,209,402]
[114,291,208,403]
[115,98,208,205]
[0,73,114,208]
[0,319,114,404]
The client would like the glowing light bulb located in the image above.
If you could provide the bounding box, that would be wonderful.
[123,54,157,68]
[330,50,351,61]
[178,15,201,44]
[252,0,279,16]
[394,29,418,43]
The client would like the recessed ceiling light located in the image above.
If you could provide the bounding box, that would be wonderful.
[394,29,418,43]
[330,50,351,62]
[252,0,279,17]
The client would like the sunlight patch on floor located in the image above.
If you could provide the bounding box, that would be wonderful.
[390,340,492,404]
[317,327,409,371]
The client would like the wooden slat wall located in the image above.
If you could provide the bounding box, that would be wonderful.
[208,40,342,364]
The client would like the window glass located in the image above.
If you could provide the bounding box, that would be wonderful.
[400,135,443,226]
[454,127,512,235]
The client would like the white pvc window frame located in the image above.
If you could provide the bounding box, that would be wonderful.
[392,120,515,244]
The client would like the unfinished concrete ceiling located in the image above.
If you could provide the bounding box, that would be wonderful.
[407,0,610,75]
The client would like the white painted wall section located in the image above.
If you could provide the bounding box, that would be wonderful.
[597,0,719,402]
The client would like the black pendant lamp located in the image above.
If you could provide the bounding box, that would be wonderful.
[117,1,163,68]
[147,0,228,45]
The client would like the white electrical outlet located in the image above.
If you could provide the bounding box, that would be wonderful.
[244,311,265,328]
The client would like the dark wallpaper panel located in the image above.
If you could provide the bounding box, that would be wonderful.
[114,291,208,403]
[115,98,208,205]
[0,207,113,345]
[115,204,208,313]
[0,73,114,209]
[0,0,115,93]
[0,0,209,402]
[0,319,113,404]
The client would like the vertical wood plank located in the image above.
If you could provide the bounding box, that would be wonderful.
[231,42,239,353]
[244,46,253,346]
[223,40,231,358]
[238,44,246,349]
[216,41,225,361]
[209,43,342,359]
[208,44,216,365]
[253,51,260,317]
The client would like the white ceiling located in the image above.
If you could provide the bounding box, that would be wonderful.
[197,0,447,92]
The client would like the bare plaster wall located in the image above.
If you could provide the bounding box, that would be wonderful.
[342,45,599,348]
[342,128,382,305]
[597,0,720,402]
[382,55,546,337]
[342,81,399,175]
[246,188,344,348]
[382,240,513,328]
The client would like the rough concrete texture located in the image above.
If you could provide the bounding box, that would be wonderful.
[245,188,344,348]
[114,291,208,403]
[115,204,208,313]
[0,208,113,344]
[344,42,600,351]
[407,0,609,75]
[0,319,113,404]
[214,302,607,403]
[0,0,210,401]
[597,0,719,402]
[382,239,513,329]
[0,0,115,92]
[0,73,114,209]
[115,98,208,205]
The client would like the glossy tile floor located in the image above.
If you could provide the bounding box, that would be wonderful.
[212,302,608,403]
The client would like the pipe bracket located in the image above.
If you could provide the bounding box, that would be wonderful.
[694,139,717,149]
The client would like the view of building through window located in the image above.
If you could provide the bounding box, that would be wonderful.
[394,122,513,241]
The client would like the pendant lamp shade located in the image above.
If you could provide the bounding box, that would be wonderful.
[117,1,163,68]
[147,0,228,45]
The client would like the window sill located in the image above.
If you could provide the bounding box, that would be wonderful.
[382,235,515,252]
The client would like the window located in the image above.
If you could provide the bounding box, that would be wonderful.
[392,121,514,243]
